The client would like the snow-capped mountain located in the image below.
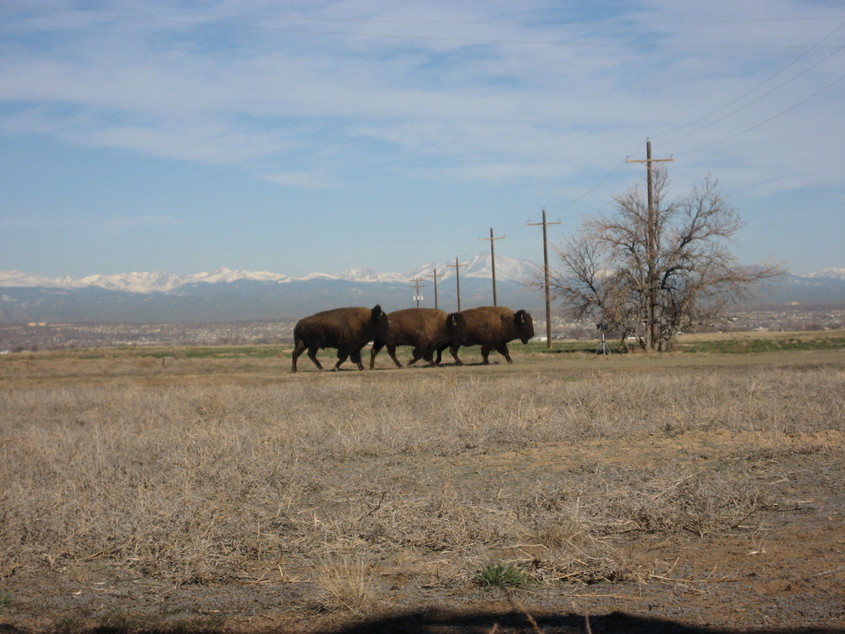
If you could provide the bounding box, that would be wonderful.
[410,254,540,282]
[0,270,59,289]
[0,256,539,294]
[82,267,294,292]
[0,267,292,293]
[1,260,842,325]
[0,256,543,324]
[807,267,845,281]
[338,267,408,283]
[73,271,186,293]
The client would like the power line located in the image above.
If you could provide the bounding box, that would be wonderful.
[676,71,845,155]
[653,22,845,143]
[440,57,840,295]
[661,43,845,147]
[544,34,844,223]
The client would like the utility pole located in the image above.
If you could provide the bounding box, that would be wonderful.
[427,268,441,309]
[479,227,505,306]
[409,277,424,308]
[626,139,673,351]
[528,208,561,349]
[446,257,467,311]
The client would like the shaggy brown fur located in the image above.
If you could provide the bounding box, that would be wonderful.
[369,308,466,369]
[291,305,389,372]
[451,306,534,365]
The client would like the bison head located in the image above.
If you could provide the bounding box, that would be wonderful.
[514,309,534,343]
[370,304,390,342]
[446,312,467,345]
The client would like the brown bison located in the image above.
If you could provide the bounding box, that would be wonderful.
[369,308,466,369]
[451,306,534,365]
[291,305,389,373]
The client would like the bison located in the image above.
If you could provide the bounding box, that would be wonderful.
[369,308,466,369]
[451,306,534,365]
[291,305,389,373]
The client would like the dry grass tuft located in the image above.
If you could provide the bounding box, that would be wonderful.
[314,553,378,614]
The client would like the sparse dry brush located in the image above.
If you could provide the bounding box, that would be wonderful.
[1,358,843,615]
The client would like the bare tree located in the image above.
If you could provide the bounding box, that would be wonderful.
[551,169,782,351]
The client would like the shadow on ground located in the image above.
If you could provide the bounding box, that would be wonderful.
[4,609,841,634]
[322,609,844,634]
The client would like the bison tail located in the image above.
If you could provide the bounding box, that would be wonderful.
[292,323,304,347]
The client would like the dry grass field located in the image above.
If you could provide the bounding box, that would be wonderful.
[1,333,844,633]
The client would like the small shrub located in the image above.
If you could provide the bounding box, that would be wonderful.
[476,562,530,589]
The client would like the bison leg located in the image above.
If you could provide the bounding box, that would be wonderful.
[436,343,460,366]
[432,345,443,366]
[420,347,436,366]
[291,340,307,373]
[496,344,513,363]
[306,345,324,371]
[350,349,365,371]
[334,346,351,371]
[386,344,403,368]
[292,341,323,372]
[369,341,385,370]
[408,346,432,367]
[480,345,492,364]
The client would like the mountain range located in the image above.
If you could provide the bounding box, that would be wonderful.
[1,258,843,324]
[0,255,544,324]
[0,254,538,294]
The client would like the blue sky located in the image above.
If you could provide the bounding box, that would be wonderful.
[1,0,843,279]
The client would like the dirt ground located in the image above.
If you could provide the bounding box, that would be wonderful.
[3,430,843,633]
[1,347,844,633]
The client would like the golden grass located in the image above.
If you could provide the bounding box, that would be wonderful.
[314,553,377,614]
[1,345,843,624]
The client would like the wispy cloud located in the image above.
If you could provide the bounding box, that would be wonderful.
[0,1,842,277]
[2,1,841,187]
[262,170,339,190]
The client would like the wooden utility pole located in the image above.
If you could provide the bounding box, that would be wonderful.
[479,227,505,306]
[626,140,673,351]
[528,208,561,349]
[427,268,441,309]
[446,257,467,311]
[409,277,424,308]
